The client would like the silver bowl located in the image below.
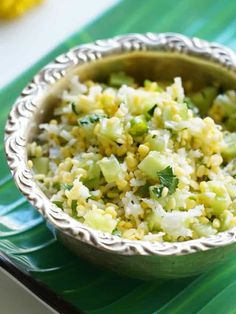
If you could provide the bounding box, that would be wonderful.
[5,33,236,280]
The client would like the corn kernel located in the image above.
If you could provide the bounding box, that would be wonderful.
[212,218,221,229]
[161,187,169,197]
[28,160,33,168]
[199,216,209,224]
[197,165,206,177]
[105,206,117,218]
[116,178,128,190]
[138,144,149,157]
[200,181,208,192]
[125,154,138,169]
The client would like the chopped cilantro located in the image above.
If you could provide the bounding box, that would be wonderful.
[147,104,157,116]
[78,114,107,125]
[71,102,78,114]
[157,166,179,195]
[62,183,73,190]
[137,184,150,197]
[150,185,164,198]
[112,228,121,236]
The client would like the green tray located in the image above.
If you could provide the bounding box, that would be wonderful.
[2,0,236,313]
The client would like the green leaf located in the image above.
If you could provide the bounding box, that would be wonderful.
[71,102,78,114]
[150,185,164,198]
[112,228,121,237]
[147,104,157,116]
[157,166,179,195]
[62,183,73,190]
[78,113,107,125]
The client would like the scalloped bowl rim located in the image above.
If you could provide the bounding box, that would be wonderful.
[4,32,236,256]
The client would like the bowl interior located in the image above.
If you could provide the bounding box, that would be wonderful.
[28,51,236,141]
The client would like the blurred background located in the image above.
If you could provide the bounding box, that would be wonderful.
[0,0,118,87]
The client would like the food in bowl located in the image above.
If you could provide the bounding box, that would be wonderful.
[27,72,236,243]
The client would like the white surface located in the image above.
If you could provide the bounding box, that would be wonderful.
[0,267,58,314]
[0,0,118,87]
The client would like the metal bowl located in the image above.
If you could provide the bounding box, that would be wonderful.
[5,33,236,280]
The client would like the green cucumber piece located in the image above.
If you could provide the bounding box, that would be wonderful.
[129,115,148,136]
[162,102,188,121]
[138,151,168,180]
[32,157,49,174]
[222,133,236,161]
[97,155,122,183]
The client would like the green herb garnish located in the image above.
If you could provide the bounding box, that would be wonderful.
[71,102,78,114]
[145,104,157,120]
[62,183,73,190]
[157,166,179,195]
[150,185,164,198]
[147,104,157,116]
[78,114,107,125]
[112,228,121,237]
[137,183,150,197]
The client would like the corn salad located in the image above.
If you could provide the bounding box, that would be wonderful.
[28,74,236,242]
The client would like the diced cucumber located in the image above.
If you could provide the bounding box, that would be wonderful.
[99,117,123,142]
[83,177,100,189]
[189,87,218,116]
[32,157,49,174]
[84,209,117,233]
[144,133,167,152]
[222,133,236,161]
[220,210,235,231]
[87,163,101,181]
[162,102,188,121]
[212,196,231,215]
[146,211,162,231]
[76,154,101,181]
[192,223,216,237]
[97,155,122,183]
[129,115,148,136]
[138,151,168,180]
[199,181,231,215]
